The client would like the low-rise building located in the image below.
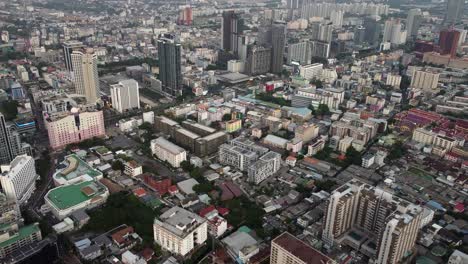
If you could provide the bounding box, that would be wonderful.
[0,223,42,259]
[151,137,187,168]
[124,161,143,177]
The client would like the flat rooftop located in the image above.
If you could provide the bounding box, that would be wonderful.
[272,232,335,264]
[152,137,186,155]
[46,181,107,210]
[0,223,40,248]
[155,206,205,237]
[55,154,102,181]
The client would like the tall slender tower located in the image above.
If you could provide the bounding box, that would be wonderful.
[221,11,243,54]
[270,22,286,74]
[406,9,422,40]
[62,40,84,72]
[158,35,182,97]
[0,113,30,165]
[71,49,100,103]
[444,0,465,26]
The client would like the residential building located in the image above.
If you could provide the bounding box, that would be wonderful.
[248,151,281,184]
[322,180,423,264]
[0,155,37,205]
[124,161,143,177]
[271,232,336,264]
[406,9,422,40]
[287,41,311,65]
[153,206,208,256]
[270,22,286,74]
[0,223,42,259]
[0,113,31,165]
[448,250,468,264]
[222,229,259,263]
[110,79,140,113]
[71,49,100,103]
[151,137,187,168]
[158,35,182,97]
[63,40,83,72]
[412,128,435,145]
[44,109,105,150]
[225,119,242,133]
[410,70,439,91]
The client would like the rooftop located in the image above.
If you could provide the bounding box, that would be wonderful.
[54,154,102,183]
[155,206,206,237]
[272,232,335,264]
[0,223,40,248]
[152,137,186,155]
[46,180,107,210]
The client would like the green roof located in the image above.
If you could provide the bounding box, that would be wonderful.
[95,146,110,155]
[47,181,105,210]
[0,223,40,248]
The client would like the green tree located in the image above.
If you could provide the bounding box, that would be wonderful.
[345,146,362,165]
[308,104,316,115]
[315,180,337,192]
[193,183,213,194]
[316,103,330,116]
[222,113,231,121]
[0,101,19,121]
[388,141,406,160]
[112,160,125,171]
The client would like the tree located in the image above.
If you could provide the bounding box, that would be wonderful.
[112,160,125,171]
[314,180,337,192]
[345,146,362,165]
[316,103,330,116]
[222,113,231,121]
[388,141,406,160]
[308,104,316,115]
[310,79,323,88]
[193,183,213,194]
[0,101,19,121]
[139,122,153,131]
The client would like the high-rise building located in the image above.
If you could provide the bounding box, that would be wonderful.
[310,41,330,59]
[71,49,100,103]
[287,0,302,9]
[150,137,187,168]
[363,17,382,46]
[0,113,31,166]
[439,29,461,58]
[271,232,336,264]
[310,22,333,43]
[44,109,105,149]
[110,79,140,113]
[287,41,311,65]
[0,155,37,205]
[330,10,343,28]
[63,40,83,72]
[177,6,193,25]
[354,26,366,45]
[444,0,464,25]
[221,11,243,54]
[158,36,182,97]
[406,9,422,40]
[322,180,423,264]
[270,23,286,74]
[383,19,406,45]
[245,45,271,75]
[153,206,208,256]
[411,70,439,91]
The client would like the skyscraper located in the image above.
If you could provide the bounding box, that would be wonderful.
[221,11,243,54]
[444,0,465,26]
[270,23,286,74]
[322,180,423,264]
[158,36,182,97]
[363,17,382,46]
[0,113,30,165]
[406,9,422,40]
[439,29,461,58]
[287,41,311,65]
[110,79,141,113]
[62,40,84,72]
[71,49,100,103]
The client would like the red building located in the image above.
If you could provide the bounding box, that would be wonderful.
[141,174,171,196]
[439,29,460,58]
[177,6,193,26]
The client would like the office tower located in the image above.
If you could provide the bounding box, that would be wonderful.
[411,70,440,91]
[322,180,423,264]
[444,0,465,25]
[245,45,271,75]
[439,29,461,58]
[158,36,182,97]
[153,206,207,256]
[406,9,422,39]
[221,11,243,54]
[0,113,30,165]
[0,155,37,205]
[287,41,311,65]
[71,49,100,103]
[110,79,140,113]
[237,34,252,61]
[363,17,382,46]
[62,40,83,72]
[271,232,336,264]
[270,23,286,74]
[177,6,193,26]
[45,109,105,149]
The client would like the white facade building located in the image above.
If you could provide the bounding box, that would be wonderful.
[110,79,141,113]
[143,111,155,124]
[0,155,37,205]
[153,206,208,256]
[151,137,187,168]
[299,63,323,80]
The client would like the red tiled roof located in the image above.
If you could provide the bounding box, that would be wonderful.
[217,207,230,216]
[272,232,335,264]
[111,226,134,245]
[199,205,217,217]
[133,188,146,197]
[168,185,178,193]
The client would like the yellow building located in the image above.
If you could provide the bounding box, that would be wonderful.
[226,119,242,133]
